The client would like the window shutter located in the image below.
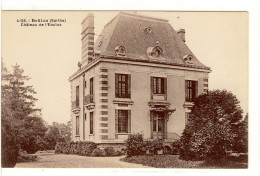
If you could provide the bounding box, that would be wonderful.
[127,110,131,133]
[150,77,153,100]
[128,75,131,98]
[115,109,118,134]
[185,80,188,101]
[164,77,167,100]
[115,74,118,97]
[150,112,153,139]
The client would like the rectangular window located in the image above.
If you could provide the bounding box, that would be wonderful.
[152,77,166,94]
[76,86,79,107]
[185,112,190,125]
[84,80,87,88]
[76,116,79,136]
[90,77,94,103]
[90,112,93,134]
[90,77,94,94]
[115,74,131,98]
[118,110,128,133]
[185,80,198,102]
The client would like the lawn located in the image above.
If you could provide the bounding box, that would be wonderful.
[120,155,248,168]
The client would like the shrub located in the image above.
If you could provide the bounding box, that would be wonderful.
[172,140,181,155]
[80,142,97,156]
[179,90,244,161]
[114,150,125,156]
[17,150,38,163]
[152,139,163,151]
[92,148,106,157]
[125,133,146,157]
[144,140,154,151]
[104,147,116,156]
[55,141,97,156]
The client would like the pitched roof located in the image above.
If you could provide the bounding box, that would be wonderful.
[94,12,210,70]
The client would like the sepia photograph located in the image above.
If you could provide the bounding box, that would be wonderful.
[1,10,250,170]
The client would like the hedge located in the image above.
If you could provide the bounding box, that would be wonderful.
[55,141,124,157]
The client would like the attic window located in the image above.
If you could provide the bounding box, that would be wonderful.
[115,45,126,57]
[154,48,162,57]
[147,46,164,59]
[183,54,194,65]
[147,41,164,59]
[144,26,152,34]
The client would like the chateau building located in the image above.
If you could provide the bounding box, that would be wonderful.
[69,12,211,146]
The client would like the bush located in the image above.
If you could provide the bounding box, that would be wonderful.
[172,140,181,155]
[179,90,244,161]
[104,147,116,156]
[55,141,97,156]
[152,139,163,151]
[92,148,106,157]
[114,150,125,156]
[17,150,38,163]
[125,133,146,157]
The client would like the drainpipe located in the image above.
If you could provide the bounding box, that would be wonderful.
[83,74,85,140]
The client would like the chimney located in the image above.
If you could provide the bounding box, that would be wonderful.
[81,13,95,64]
[177,29,185,42]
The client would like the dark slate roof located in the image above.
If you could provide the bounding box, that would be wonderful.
[94,12,210,70]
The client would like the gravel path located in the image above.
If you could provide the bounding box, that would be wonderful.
[15,154,150,168]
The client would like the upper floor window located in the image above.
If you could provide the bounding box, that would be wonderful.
[115,74,131,98]
[90,77,94,94]
[185,80,198,102]
[152,77,166,94]
[76,85,79,107]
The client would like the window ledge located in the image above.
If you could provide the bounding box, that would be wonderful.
[89,134,94,136]
[72,108,81,114]
[183,101,194,108]
[75,135,80,137]
[115,133,131,135]
[113,98,133,105]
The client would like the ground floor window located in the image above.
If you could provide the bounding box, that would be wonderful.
[90,112,93,134]
[185,112,190,125]
[76,116,79,136]
[115,110,131,133]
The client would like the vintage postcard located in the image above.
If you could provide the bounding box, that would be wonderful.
[1,10,251,174]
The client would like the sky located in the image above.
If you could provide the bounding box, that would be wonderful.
[2,11,248,124]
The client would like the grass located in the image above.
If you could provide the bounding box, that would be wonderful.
[120,155,248,168]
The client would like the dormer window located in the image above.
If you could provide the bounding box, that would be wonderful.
[115,45,126,57]
[183,54,194,65]
[147,41,164,59]
[144,26,153,34]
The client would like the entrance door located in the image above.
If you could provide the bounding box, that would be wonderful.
[152,112,165,139]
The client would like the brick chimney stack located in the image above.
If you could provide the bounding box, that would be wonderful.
[177,29,185,42]
[81,13,95,64]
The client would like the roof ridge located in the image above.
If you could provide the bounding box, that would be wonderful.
[119,12,169,22]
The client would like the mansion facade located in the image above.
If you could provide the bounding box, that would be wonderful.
[69,12,211,144]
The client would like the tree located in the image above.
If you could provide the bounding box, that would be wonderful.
[1,62,19,167]
[232,113,248,153]
[19,115,47,153]
[2,63,47,166]
[44,122,71,150]
[179,90,245,161]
